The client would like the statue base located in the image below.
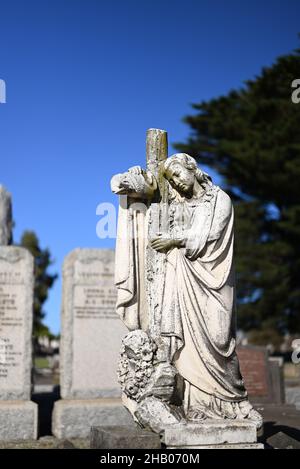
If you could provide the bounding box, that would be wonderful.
[162,420,264,449]
[90,426,161,449]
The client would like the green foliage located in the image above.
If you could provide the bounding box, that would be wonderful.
[175,47,300,335]
[20,231,58,337]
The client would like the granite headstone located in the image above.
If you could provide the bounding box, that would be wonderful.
[0,246,37,440]
[52,249,132,438]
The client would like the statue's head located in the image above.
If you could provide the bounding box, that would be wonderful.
[163,153,211,197]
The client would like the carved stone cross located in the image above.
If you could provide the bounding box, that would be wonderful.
[145,129,169,348]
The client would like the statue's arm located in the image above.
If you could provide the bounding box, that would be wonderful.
[207,190,232,241]
[111,166,157,199]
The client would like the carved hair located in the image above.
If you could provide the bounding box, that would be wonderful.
[163,153,212,185]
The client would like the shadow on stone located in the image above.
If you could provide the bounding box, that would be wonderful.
[260,420,300,448]
[266,430,300,449]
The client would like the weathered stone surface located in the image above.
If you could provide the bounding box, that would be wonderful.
[268,357,285,404]
[60,248,127,399]
[0,247,37,440]
[134,396,183,433]
[267,431,300,449]
[162,420,257,447]
[285,387,300,410]
[0,247,34,400]
[52,399,134,439]
[0,436,89,449]
[0,401,38,440]
[118,329,180,430]
[54,249,129,439]
[90,426,161,449]
[0,186,12,246]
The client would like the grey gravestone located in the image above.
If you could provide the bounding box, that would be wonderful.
[0,186,12,245]
[0,246,37,440]
[269,356,285,405]
[286,387,300,410]
[52,249,132,438]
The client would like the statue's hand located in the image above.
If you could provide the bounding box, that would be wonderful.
[111,167,157,198]
[150,237,176,253]
[119,176,133,192]
[128,165,143,175]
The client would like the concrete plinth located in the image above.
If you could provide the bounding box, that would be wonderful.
[90,426,161,449]
[52,399,134,439]
[0,401,38,440]
[162,420,264,449]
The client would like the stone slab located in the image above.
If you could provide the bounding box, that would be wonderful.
[52,398,134,439]
[90,426,161,449]
[267,431,300,449]
[0,247,34,400]
[162,420,257,447]
[60,249,127,399]
[0,436,89,449]
[0,400,38,440]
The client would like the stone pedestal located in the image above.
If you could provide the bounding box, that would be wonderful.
[162,420,264,449]
[0,247,38,440]
[52,249,128,438]
[90,426,161,449]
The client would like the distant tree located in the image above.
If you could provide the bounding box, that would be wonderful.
[248,328,283,351]
[20,231,58,338]
[175,47,300,336]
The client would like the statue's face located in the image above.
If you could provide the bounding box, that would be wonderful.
[165,162,195,196]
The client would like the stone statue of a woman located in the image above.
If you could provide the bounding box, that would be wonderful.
[111,151,262,431]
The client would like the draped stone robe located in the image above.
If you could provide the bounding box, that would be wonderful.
[159,183,249,415]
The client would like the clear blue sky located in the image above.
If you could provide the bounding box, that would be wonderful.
[1,0,299,334]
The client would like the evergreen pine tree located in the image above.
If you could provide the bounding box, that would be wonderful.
[175,48,300,337]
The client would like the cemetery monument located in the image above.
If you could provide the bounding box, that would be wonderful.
[52,248,132,438]
[110,129,263,448]
[0,185,37,440]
